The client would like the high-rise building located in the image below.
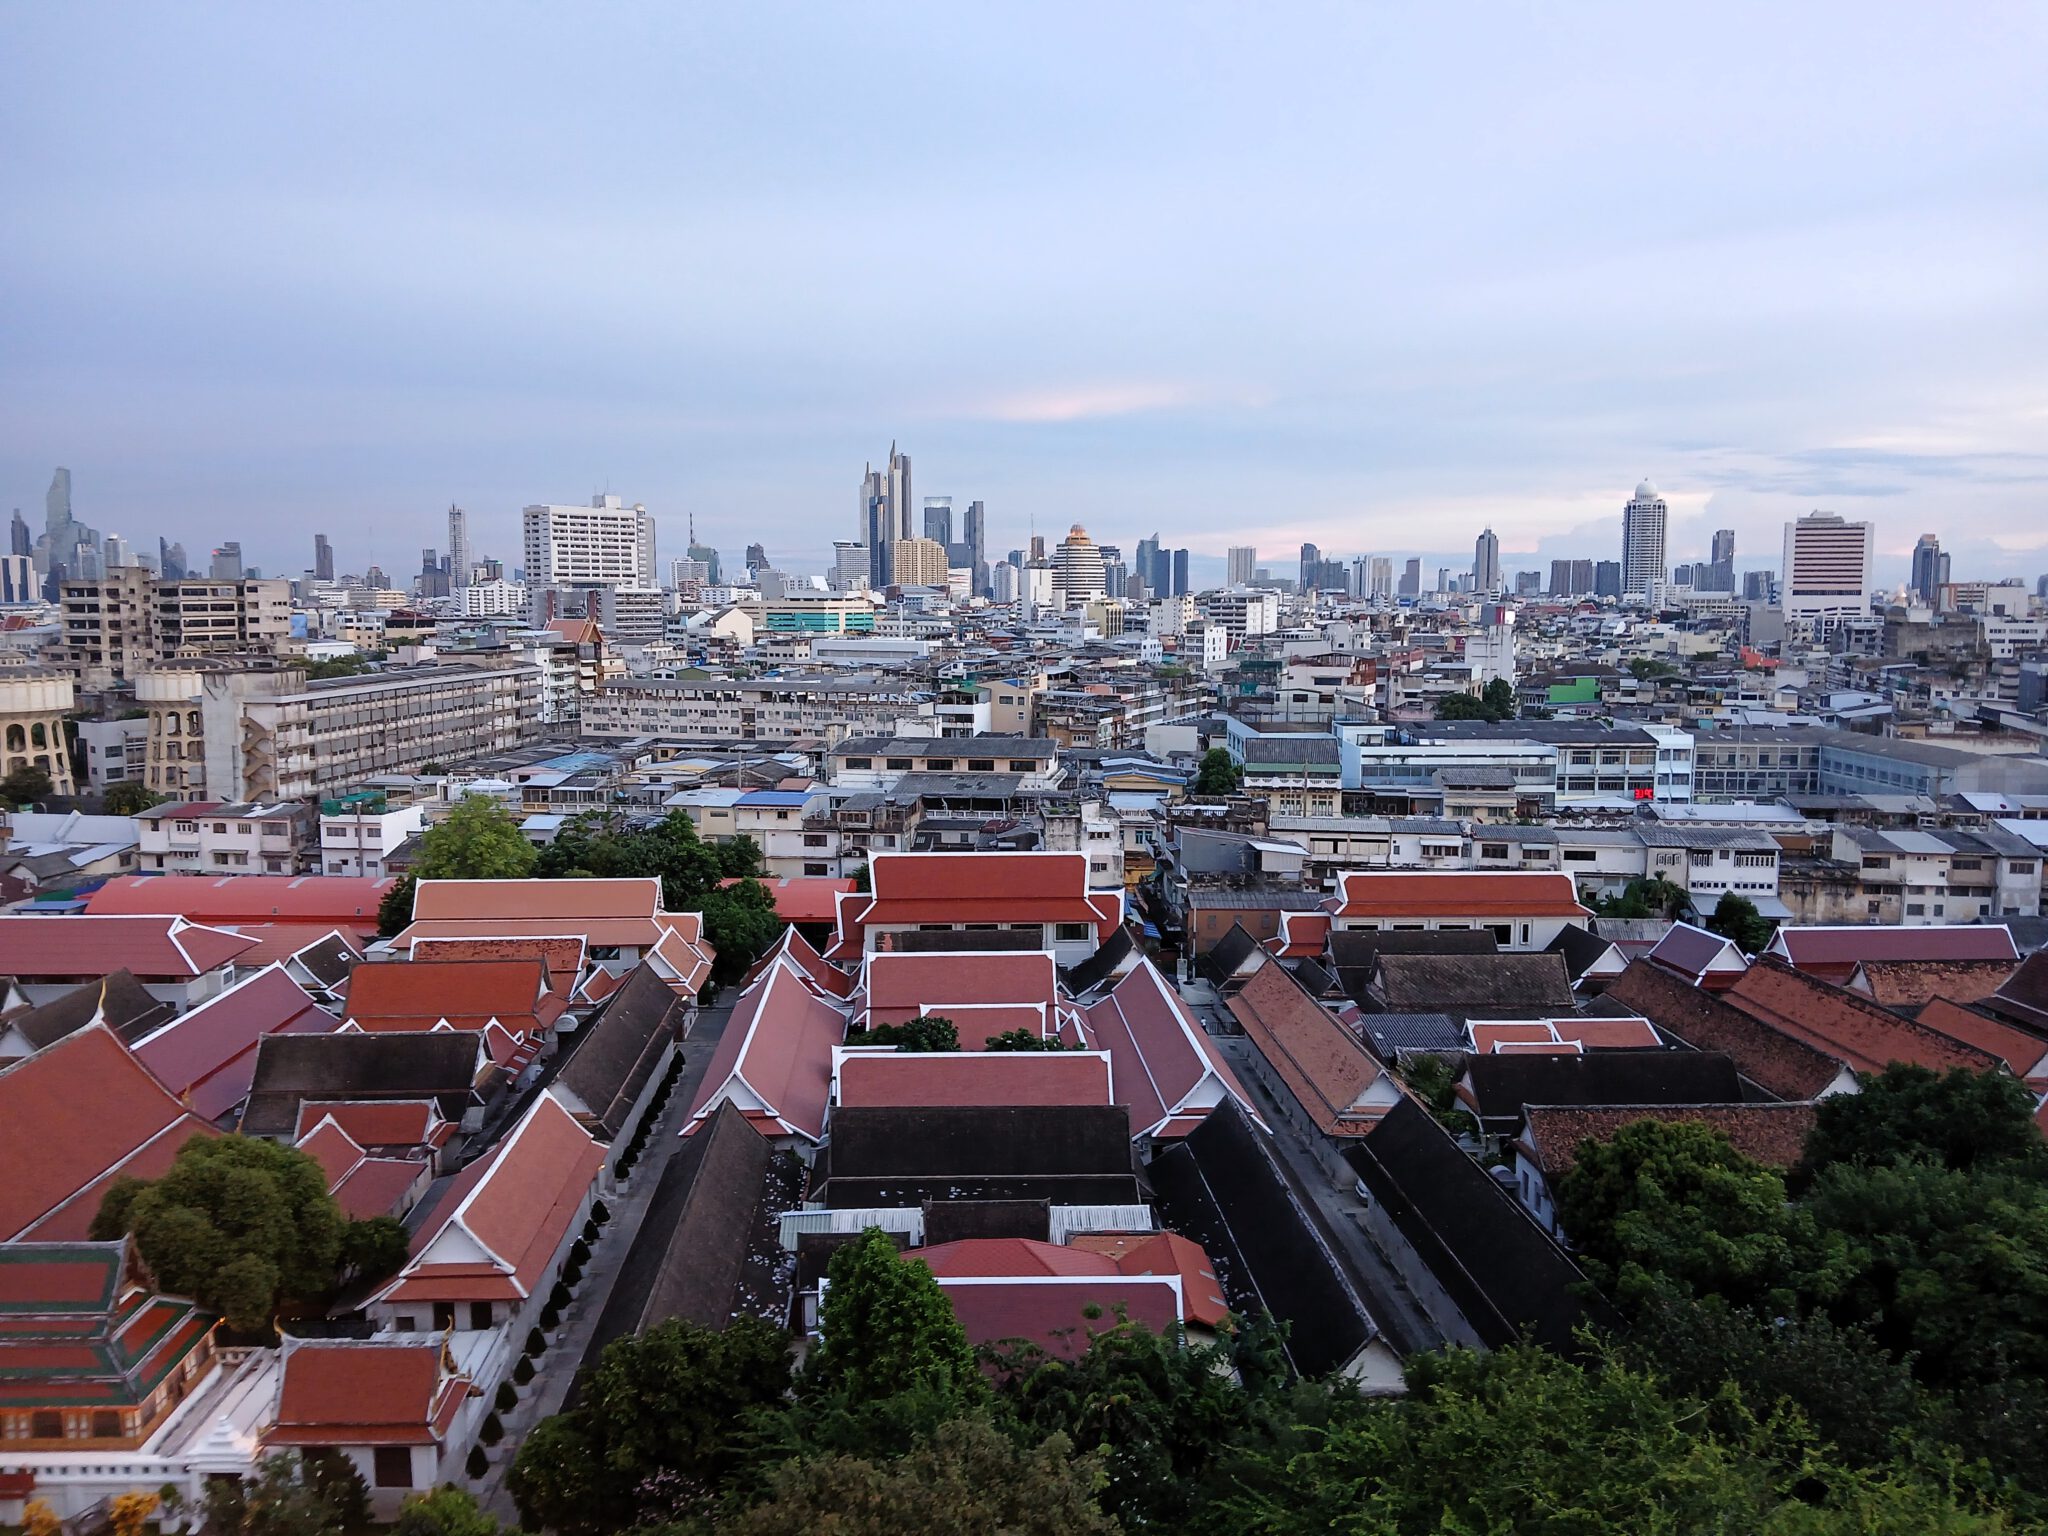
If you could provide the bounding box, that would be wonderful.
[1052,525,1108,608]
[9,511,29,560]
[1711,528,1736,565]
[418,547,450,600]
[104,535,134,570]
[1782,512,1874,629]
[669,556,710,589]
[685,512,720,586]
[523,495,658,590]
[1135,534,1164,597]
[1910,534,1949,607]
[0,555,36,605]
[1695,527,1736,592]
[447,505,470,589]
[1621,480,1668,599]
[1298,543,1321,594]
[1171,548,1190,598]
[1743,570,1775,602]
[888,537,948,588]
[862,444,913,586]
[744,542,769,575]
[1514,570,1541,596]
[160,539,187,581]
[210,542,245,580]
[922,497,953,550]
[830,542,869,592]
[1399,558,1421,598]
[313,533,334,583]
[1473,528,1502,594]
[990,561,1020,603]
[1029,534,1046,562]
[963,501,986,593]
[1226,546,1256,586]
[1594,560,1622,599]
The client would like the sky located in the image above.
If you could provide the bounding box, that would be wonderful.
[3,3,2046,588]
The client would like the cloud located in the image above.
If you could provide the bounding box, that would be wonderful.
[964,382,1229,424]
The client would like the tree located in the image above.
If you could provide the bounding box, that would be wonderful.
[202,1452,358,1536]
[1434,690,1492,720]
[0,763,52,806]
[508,1316,792,1536]
[413,794,537,880]
[108,1493,159,1536]
[91,1135,345,1332]
[304,654,374,680]
[392,1488,502,1536]
[1594,875,1688,920]
[859,1014,959,1052]
[702,878,783,983]
[983,1028,1068,1051]
[1556,1118,1818,1313]
[1481,676,1518,719]
[1705,891,1774,953]
[103,780,164,816]
[1193,747,1243,795]
[377,872,417,937]
[716,833,765,878]
[1796,1064,2048,1188]
[339,1215,412,1281]
[722,1416,1117,1536]
[21,1499,60,1536]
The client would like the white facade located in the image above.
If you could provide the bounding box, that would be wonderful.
[320,802,425,876]
[137,800,303,874]
[76,717,150,789]
[1782,512,1874,630]
[1051,525,1108,608]
[1621,480,1668,599]
[461,579,528,617]
[522,495,657,588]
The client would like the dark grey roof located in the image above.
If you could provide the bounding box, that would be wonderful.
[1202,922,1262,986]
[1342,1097,1609,1352]
[1371,953,1575,1019]
[241,1031,483,1136]
[1185,888,1325,911]
[1433,765,1519,788]
[1329,928,1498,970]
[584,1101,772,1360]
[1546,924,1621,982]
[291,933,361,991]
[1148,1098,1380,1377]
[1,970,176,1053]
[1359,1013,1464,1059]
[922,1199,1051,1244]
[1461,1050,1744,1127]
[554,963,684,1139]
[1061,923,1136,994]
[880,927,1045,954]
[1290,955,1340,997]
[1237,737,1341,765]
[817,1105,1139,1208]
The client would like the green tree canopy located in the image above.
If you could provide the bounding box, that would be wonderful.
[102,780,164,816]
[508,1316,793,1536]
[338,1215,412,1282]
[390,1489,501,1536]
[0,763,53,806]
[701,879,783,982]
[376,872,417,937]
[1481,676,1518,717]
[201,1452,363,1536]
[982,1028,1068,1051]
[1706,890,1775,953]
[414,794,537,880]
[1433,690,1492,720]
[1192,747,1243,795]
[1795,1064,2048,1188]
[860,1014,959,1052]
[91,1135,345,1332]
[1593,874,1688,920]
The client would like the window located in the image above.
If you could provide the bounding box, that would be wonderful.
[2012,862,2037,875]
[433,1302,456,1330]
[925,759,954,771]
[1008,760,1037,773]
[804,863,829,876]
[844,757,871,770]
[31,1410,62,1439]
[967,758,996,772]
[1054,922,1092,941]
[1867,900,1883,915]
[1906,902,1926,915]
[92,1410,122,1439]
[1563,849,1596,863]
[886,758,913,770]
[395,1314,418,1332]
[373,1447,415,1488]
[1480,842,1508,860]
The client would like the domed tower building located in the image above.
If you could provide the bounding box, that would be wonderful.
[1620,479,1668,601]
[1051,524,1108,610]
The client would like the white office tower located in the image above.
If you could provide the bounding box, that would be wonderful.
[990,560,1019,603]
[1369,557,1394,599]
[1782,512,1875,630]
[523,495,657,588]
[1466,603,1516,686]
[831,541,870,592]
[1621,480,1668,600]
[1226,546,1257,586]
[1052,524,1108,608]
[668,556,710,589]
[461,580,528,618]
[1473,528,1502,594]
[1021,562,1055,613]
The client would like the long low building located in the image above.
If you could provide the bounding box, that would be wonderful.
[579,674,931,743]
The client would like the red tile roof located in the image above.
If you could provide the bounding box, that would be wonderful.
[1726,959,2009,1079]
[1328,870,1590,920]
[1601,960,1849,1101]
[132,966,335,1121]
[267,1339,468,1447]
[85,875,393,932]
[1768,924,2020,983]
[0,1027,217,1241]
[292,1098,451,1149]
[399,877,684,952]
[834,1051,1114,1109]
[858,950,1060,1039]
[1080,956,1259,1138]
[1848,959,2019,1010]
[378,1091,603,1305]
[1065,1231,1231,1329]
[218,925,366,970]
[834,852,1120,949]
[409,935,585,994]
[1518,1102,1818,1179]
[1912,998,2048,1088]
[721,876,857,925]
[0,915,257,981]
[1225,955,1397,1137]
[342,958,562,1034]
[684,954,847,1142]
[935,1274,1183,1358]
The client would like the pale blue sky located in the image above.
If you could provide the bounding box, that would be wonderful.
[3,2,2045,585]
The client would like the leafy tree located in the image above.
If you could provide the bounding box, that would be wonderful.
[107,1492,159,1536]
[983,1028,1069,1051]
[507,1316,792,1536]
[1706,890,1774,953]
[304,654,375,680]
[1433,690,1492,720]
[0,763,52,806]
[376,872,417,937]
[202,1452,359,1536]
[1556,1118,1825,1313]
[1594,874,1687,920]
[721,1416,1117,1536]
[392,1488,500,1536]
[1192,747,1243,795]
[860,1014,959,1052]
[20,1500,59,1536]
[414,794,537,880]
[1481,676,1518,719]
[716,833,765,878]
[1795,1064,2048,1188]
[91,1135,345,1332]
[103,780,165,815]
[702,878,783,982]
[339,1215,412,1281]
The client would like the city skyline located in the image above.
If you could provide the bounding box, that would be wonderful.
[3,5,2043,584]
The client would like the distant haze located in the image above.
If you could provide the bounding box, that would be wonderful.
[2,3,2044,586]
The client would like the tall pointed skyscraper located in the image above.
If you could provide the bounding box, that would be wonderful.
[861,443,912,586]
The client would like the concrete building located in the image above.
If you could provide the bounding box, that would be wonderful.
[1052,525,1109,608]
[1782,512,1874,632]
[580,674,928,743]
[1226,547,1257,587]
[460,580,528,618]
[134,799,308,874]
[887,537,949,589]
[1473,528,1501,594]
[0,669,79,796]
[1620,480,1668,600]
[861,443,914,586]
[58,569,291,685]
[319,794,427,876]
[522,495,657,593]
[75,717,150,791]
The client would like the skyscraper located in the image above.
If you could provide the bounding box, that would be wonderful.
[104,534,133,569]
[1226,546,1256,586]
[685,512,721,586]
[1370,557,1393,599]
[1711,528,1736,564]
[45,468,70,537]
[447,504,470,589]
[1699,527,1736,592]
[888,537,948,588]
[830,541,869,592]
[922,497,953,550]
[1621,480,1668,599]
[861,444,913,586]
[1171,548,1190,597]
[210,542,244,580]
[1298,543,1320,594]
[160,539,187,580]
[1399,558,1421,598]
[523,495,658,590]
[963,500,986,593]
[1052,525,1108,608]
[1910,534,1948,606]
[1473,528,1501,593]
[1594,560,1622,599]
[1783,512,1874,630]
[313,533,334,583]
[9,511,29,559]
[744,542,769,574]
[1135,534,1164,596]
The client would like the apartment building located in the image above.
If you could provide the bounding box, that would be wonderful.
[319,795,427,876]
[1689,725,2048,802]
[579,675,928,743]
[1336,720,1692,809]
[59,568,290,684]
[826,736,1063,792]
[75,717,150,790]
[134,799,310,874]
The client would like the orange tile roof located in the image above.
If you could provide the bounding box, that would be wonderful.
[1225,955,1393,1137]
[1067,1230,1231,1329]
[131,967,335,1121]
[1080,957,1260,1139]
[268,1340,466,1447]
[410,936,585,993]
[0,915,257,980]
[85,875,393,930]
[1329,871,1589,920]
[1913,997,2048,1087]
[685,956,846,1142]
[834,1051,1113,1108]
[343,958,560,1033]
[722,876,857,925]
[1726,960,2008,1079]
[292,1099,450,1148]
